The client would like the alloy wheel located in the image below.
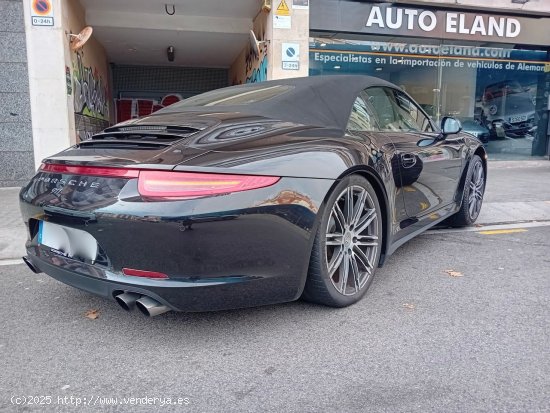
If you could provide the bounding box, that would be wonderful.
[325,185,379,296]
[468,162,484,219]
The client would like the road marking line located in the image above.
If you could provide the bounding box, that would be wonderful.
[0,258,23,266]
[478,228,527,235]
[424,220,550,235]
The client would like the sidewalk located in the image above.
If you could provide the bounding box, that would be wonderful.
[0,187,26,261]
[0,188,27,260]
[1,160,549,261]
[479,160,550,224]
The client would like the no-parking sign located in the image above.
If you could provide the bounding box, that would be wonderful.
[31,0,54,26]
[282,43,300,70]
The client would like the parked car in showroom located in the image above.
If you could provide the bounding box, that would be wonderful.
[479,80,536,139]
[459,119,490,145]
[19,75,487,316]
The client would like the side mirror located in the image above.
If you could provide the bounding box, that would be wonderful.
[441,116,462,135]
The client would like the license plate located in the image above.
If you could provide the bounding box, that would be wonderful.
[509,115,527,123]
[38,221,98,262]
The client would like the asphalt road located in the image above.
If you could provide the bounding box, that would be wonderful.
[1,224,548,412]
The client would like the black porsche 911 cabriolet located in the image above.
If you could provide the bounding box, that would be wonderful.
[19,75,486,316]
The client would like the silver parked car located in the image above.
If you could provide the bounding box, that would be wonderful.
[479,80,535,138]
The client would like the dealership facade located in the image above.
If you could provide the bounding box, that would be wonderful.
[1,0,549,187]
[310,1,550,161]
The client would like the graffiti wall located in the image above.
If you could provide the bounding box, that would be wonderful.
[73,52,109,121]
[72,51,110,141]
[244,42,268,84]
[74,115,109,142]
[230,12,269,85]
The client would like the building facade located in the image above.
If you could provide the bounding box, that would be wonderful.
[310,0,550,160]
[0,0,34,187]
[1,0,549,187]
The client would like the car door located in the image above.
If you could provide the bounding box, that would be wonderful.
[345,91,408,226]
[365,87,463,219]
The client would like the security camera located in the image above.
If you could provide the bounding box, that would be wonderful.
[167,46,175,62]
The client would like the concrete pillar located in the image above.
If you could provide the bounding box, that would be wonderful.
[23,0,73,168]
[268,0,309,79]
[229,1,310,84]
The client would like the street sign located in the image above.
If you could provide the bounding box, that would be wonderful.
[31,0,54,26]
[276,0,291,16]
[274,0,291,29]
[282,43,300,70]
[273,14,291,29]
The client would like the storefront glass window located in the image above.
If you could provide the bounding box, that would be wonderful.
[310,38,550,159]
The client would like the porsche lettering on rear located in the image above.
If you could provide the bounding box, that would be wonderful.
[36,175,101,189]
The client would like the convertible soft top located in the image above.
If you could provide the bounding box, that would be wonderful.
[158,75,397,131]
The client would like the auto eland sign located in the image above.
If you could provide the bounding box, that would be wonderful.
[365,6,521,38]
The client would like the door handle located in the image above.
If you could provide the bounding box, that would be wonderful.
[401,153,417,168]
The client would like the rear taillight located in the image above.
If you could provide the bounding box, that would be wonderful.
[39,163,279,199]
[137,171,280,199]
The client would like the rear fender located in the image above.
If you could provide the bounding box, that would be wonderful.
[454,143,487,207]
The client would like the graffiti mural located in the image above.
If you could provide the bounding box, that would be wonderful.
[75,114,109,142]
[246,54,268,84]
[73,52,109,120]
[72,51,110,141]
[231,25,268,86]
[244,30,268,84]
[115,94,182,123]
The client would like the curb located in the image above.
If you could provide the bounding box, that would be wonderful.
[488,160,549,169]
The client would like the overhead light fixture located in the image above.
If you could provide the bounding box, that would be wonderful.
[334,65,341,69]
[511,0,529,3]
[320,43,327,47]
[375,67,383,71]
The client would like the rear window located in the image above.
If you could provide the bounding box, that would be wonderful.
[162,85,294,109]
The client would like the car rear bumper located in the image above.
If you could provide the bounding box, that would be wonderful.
[20,177,334,312]
[25,248,304,312]
[491,119,534,138]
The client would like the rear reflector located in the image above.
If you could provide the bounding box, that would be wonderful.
[138,171,280,199]
[40,163,139,178]
[122,268,169,279]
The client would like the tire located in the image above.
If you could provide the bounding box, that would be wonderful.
[446,155,485,227]
[302,175,383,307]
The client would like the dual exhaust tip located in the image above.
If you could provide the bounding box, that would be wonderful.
[115,292,170,317]
[22,257,168,317]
